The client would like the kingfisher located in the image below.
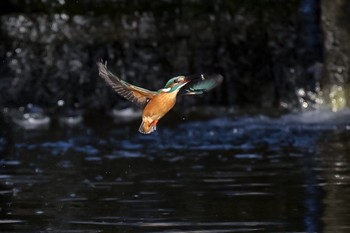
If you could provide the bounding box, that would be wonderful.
[97,60,223,134]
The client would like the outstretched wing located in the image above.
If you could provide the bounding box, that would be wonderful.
[97,61,157,108]
[181,74,223,95]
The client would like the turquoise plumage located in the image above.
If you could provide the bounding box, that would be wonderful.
[182,74,223,95]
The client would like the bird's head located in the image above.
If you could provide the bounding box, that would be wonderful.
[160,74,215,94]
[160,76,188,93]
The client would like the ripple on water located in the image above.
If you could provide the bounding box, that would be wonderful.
[0,220,25,224]
[69,219,284,232]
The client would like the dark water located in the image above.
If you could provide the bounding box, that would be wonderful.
[1,109,350,233]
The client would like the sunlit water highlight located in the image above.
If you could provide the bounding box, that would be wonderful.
[1,109,350,232]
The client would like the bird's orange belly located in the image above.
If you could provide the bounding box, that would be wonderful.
[143,93,176,120]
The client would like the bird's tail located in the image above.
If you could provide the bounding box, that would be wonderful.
[139,121,157,134]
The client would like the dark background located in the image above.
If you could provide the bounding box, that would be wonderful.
[2,0,343,113]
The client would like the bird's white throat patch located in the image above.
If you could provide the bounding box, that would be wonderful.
[161,87,171,92]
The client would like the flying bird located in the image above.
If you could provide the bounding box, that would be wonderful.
[97,60,223,134]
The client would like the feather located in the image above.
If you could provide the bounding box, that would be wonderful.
[97,60,157,108]
[181,73,223,95]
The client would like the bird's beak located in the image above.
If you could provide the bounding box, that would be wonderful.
[184,74,206,83]
[174,74,206,89]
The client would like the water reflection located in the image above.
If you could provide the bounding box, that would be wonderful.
[1,110,350,232]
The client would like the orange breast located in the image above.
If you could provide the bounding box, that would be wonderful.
[143,92,177,120]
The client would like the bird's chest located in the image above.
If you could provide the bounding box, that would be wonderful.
[144,92,177,117]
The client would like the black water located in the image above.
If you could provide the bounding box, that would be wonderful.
[1,109,350,232]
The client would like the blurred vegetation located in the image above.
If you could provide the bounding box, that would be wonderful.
[0,0,331,112]
[321,0,350,111]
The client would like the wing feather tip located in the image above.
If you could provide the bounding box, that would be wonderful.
[97,60,108,77]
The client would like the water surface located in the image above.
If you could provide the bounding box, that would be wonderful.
[1,109,350,232]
